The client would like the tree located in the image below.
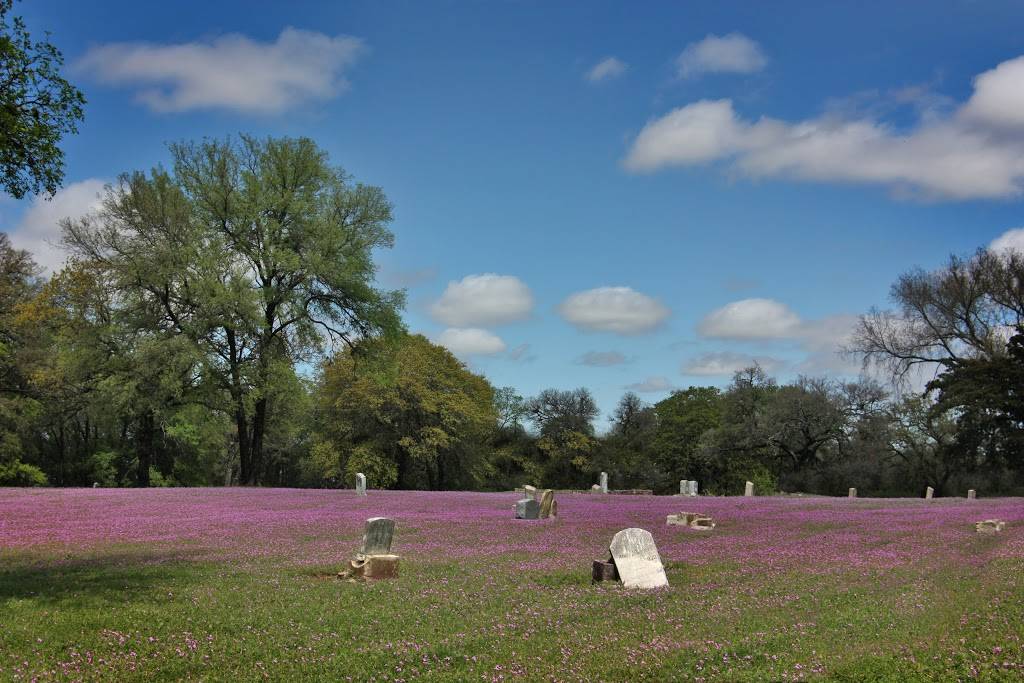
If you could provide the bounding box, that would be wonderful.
[63,135,403,484]
[316,333,496,490]
[599,392,659,489]
[0,0,85,198]
[652,386,721,488]
[525,387,599,488]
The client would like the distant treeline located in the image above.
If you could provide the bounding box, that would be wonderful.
[2,136,1023,495]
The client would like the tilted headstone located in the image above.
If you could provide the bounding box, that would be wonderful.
[925,486,934,499]
[608,528,669,589]
[523,484,537,500]
[355,472,367,496]
[600,472,608,494]
[539,489,556,519]
[967,489,977,500]
[688,480,698,497]
[515,498,540,520]
[358,517,395,557]
[848,487,857,498]
[744,481,754,497]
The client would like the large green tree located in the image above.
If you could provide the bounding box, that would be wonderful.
[0,0,85,198]
[315,333,497,490]
[63,135,403,484]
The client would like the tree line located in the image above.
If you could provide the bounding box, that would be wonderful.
[2,135,1023,495]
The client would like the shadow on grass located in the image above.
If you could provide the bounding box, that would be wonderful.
[0,548,208,606]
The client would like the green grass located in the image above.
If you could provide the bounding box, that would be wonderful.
[2,548,1022,681]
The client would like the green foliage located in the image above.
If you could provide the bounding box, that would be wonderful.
[0,458,46,485]
[316,333,497,490]
[0,0,85,198]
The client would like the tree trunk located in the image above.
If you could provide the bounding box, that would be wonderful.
[249,396,268,485]
[236,402,252,485]
[136,410,154,487]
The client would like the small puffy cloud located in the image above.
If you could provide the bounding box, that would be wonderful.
[990,227,1024,255]
[625,54,1024,200]
[559,286,670,335]
[586,56,627,83]
[436,328,507,357]
[7,178,105,272]
[430,274,534,327]
[625,376,675,393]
[676,33,766,79]
[698,298,802,340]
[77,28,363,114]
[578,351,627,367]
[682,351,785,376]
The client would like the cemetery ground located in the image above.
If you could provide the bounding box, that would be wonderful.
[1,490,1023,682]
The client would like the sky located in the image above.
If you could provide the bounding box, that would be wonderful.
[5,0,1024,424]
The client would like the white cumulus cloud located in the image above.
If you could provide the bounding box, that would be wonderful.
[586,56,627,83]
[698,298,802,340]
[436,328,507,357]
[7,178,106,273]
[625,55,1024,200]
[559,286,670,335]
[77,27,364,114]
[682,351,785,376]
[990,227,1024,255]
[430,273,534,327]
[676,33,766,79]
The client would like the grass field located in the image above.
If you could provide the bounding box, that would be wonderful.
[1,488,1022,681]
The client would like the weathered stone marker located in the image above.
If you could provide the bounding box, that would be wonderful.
[600,471,608,494]
[523,484,537,500]
[591,484,602,493]
[515,498,540,519]
[539,489,557,519]
[679,480,687,495]
[608,528,669,589]
[968,489,977,500]
[848,487,857,498]
[925,486,934,499]
[340,517,399,580]
[666,512,715,530]
[744,481,754,497]
[355,472,367,496]
[688,480,698,497]
[976,519,1005,534]
[358,517,395,557]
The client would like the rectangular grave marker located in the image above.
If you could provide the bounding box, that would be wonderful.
[355,472,367,496]
[359,517,395,557]
[600,472,608,494]
[968,489,976,500]
[925,486,934,499]
[539,489,556,518]
[849,487,857,498]
[515,498,540,519]
[744,481,754,497]
[688,480,698,497]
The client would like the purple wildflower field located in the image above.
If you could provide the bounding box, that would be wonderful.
[2,488,1024,681]
[3,488,1022,572]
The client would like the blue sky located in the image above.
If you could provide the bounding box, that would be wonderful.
[5,0,1024,423]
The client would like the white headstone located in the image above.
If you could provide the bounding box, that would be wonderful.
[679,480,686,495]
[599,472,608,494]
[744,481,754,497]
[848,487,857,498]
[925,486,934,499]
[688,480,698,497]
[967,489,976,500]
[523,484,537,501]
[609,528,669,590]
[355,472,367,496]
[359,517,395,556]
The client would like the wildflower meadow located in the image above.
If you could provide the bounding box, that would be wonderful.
[1,487,1022,681]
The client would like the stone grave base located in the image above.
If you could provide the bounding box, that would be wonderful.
[592,560,619,583]
[976,519,1006,534]
[339,554,400,580]
[667,512,715,530]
